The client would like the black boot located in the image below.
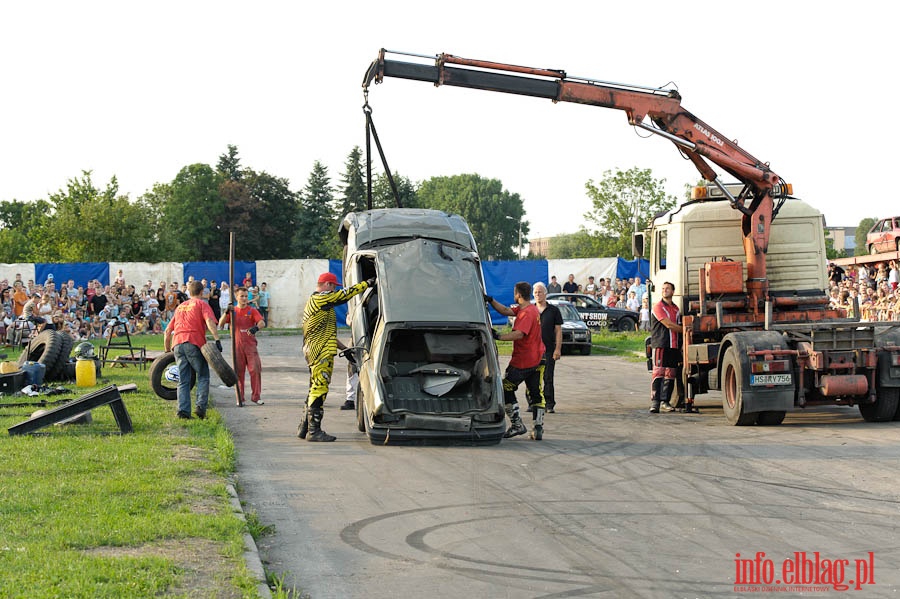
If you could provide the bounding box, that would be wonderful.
[297,406,309,439]
[503,403,527,438]
[307,407,336,442]
[530,407,545,440]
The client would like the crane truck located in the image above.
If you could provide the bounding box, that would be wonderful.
[363,49,900,425]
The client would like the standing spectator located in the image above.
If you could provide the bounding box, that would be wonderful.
[114,268,126,290]
[297,272,373,442]
[485,281,547,440]
[828,263,845,287]
[164,283,180,320]
[219,287,266,405]
[626,290,640,311]
[12,281,28,318]
[639,297,651,331]
[257,282,270,326]
[889,261,899,292]
[562,274,578,293]
[649,281,693,413]
[584,276,598,297]
[218,281,231,323]
[164,280,222,420]
[209,280,221,322]
[242,271,253,288]
[629,276,647,304]
[547,276,562,294]
[533,282,562,413]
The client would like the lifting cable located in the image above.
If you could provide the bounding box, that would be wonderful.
[363,91,403,209]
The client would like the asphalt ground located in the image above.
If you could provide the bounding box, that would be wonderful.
[211,334,900,598]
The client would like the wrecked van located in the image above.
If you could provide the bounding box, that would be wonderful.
[339,208,506,444]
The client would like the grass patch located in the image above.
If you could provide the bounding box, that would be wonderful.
[0,336,259,598]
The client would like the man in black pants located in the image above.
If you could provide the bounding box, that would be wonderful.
[533,282,562,412]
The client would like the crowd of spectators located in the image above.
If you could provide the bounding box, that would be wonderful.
[828,260,900,321]
[0,271,270,345]
[552,273,648,311]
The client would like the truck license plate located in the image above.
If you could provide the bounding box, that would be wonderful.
[750,374,792,386]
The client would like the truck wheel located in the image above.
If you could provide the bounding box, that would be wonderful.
[859,387,900,422]
[757,410,786,426]
[721,346,757,425]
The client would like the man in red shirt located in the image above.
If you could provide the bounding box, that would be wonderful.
[649,281,693,413]
[219,287,266,405]
[164,280,222,420]
[485,281,547,440]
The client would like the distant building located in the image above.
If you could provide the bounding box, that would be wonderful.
[528,236,550,257]
[825,226,856,254]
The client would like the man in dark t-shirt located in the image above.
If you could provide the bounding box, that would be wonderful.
[562,274,578,293]
[534,282,563,412]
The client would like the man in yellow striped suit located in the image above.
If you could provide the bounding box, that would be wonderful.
[298,272,374,442]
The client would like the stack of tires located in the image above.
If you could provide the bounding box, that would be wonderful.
[17,330,77,383]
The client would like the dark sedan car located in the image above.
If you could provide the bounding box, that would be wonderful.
[547,299,592,355]
[546,293,639,332]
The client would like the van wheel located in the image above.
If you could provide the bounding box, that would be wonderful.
[721,346,757,425]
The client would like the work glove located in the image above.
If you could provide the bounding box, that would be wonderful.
[483,294,493,304]
[215,340,223,352]
[491,328,501,340]
[226,305,233,313]
[248,326,259,335]
[366,278,377,288]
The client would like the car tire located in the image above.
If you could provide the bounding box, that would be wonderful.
[18,329,64,371]
[201,341,238,387]
[149,351,195,400]
[46,333,74,382]
[579,344,591,355]
[616,317,637,332]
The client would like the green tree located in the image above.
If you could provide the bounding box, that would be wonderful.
[372,171,418,209]
[217,144,243,181]
[293,161,338,258]
[584,167,676,257]
[239,170,298,259]
[855,217,877,256]
[548,230,602,259]
[35,171,157,262]
[0,199,51,261]
[337,146,367,216]
[417,174,523,260]
[162,164,227,261]
[137,182,176,260]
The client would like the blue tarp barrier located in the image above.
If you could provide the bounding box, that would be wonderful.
[482,260,549,325]
[616,257,650,281]
[183,261,256,289]
[328,259,350,327]
[35,262,110,289]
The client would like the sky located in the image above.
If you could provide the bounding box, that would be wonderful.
[0,2,890,242]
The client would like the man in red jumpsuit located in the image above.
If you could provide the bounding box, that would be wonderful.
[219,287,266,405]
